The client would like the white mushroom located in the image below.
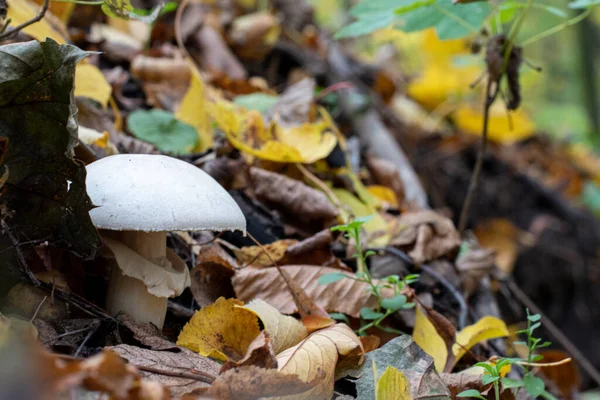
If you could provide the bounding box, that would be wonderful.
[86,154,246,328]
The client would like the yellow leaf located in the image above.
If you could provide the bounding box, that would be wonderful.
[234,239,298,267]
[177,297,260,362]
[210,99,337,163]
[6,0,67,43]
[240,299,308,354]
[74,64,112,108]
[376,365,413,400]
[412,305,448,373]
[454,104,535,143]
[276,324,364,399]
[367,185,398,208]
[453,316,509,362]
[332,188,390,247]
[176,63,214,152]
[407,65,476,111]
[32,0,75,23]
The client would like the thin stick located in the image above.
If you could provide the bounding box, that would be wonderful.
[506,278,600,386]
[0,0,49,41]
[74,326,96,357]
[42,326,92,345]
[458,78,500,234]
[30,296,48,322]
[521,8,592,47]
[515,358,572,368]
[1,220,40,285]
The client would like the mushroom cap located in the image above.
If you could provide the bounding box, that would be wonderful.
[86,154,246,232]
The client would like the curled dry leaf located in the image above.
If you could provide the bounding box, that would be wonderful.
[206,366,314,400]
[190,243,239,308]
[240,300,307,354]
[366,153,405,205]
[232,265,394,318]
[177,297,260,362]
[229,11,280,61]
[110,344,220,397]
[250,167,338,221]
[220,331,278,373]
[391,210,460,265]
[117,313,179,351]
[276,324,365,400]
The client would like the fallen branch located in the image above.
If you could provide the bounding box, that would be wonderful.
[0,0,49,41]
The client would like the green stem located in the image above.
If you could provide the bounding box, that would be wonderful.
[358,310,392,334]
[503,0,534,72]
[521,7,592,47]
[494,381,500,400]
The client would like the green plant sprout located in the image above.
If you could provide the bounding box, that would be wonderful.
[457,310,556,400]
[318,216,419,335]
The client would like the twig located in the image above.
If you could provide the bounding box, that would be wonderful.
[0,0,49,41]
[74,325,98,357]
[38,281,116,321]
[0,220,40,286]
[30,296,48,323]
[505,278,600,387]
[515,358,572,368]
[42,326,93,345]
[458,78,500,234]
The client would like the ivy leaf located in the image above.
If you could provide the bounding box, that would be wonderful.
[101,0,164,23]
[569,0,600,8]
[127,110,198,154]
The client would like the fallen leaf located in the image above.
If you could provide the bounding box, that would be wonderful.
[538,350,580,399]
[176,63,214,152]
[234,239,298,267]
[117,313,179,351]
[361,335,381,353]
[474,219,520,276]
[368,185,399,208]
[32,0,75,22]
[206,366,314,400]
[348,335,450,400]
[413,306,452,373]
[391,210,460,265]
[229,11,280,60]
[453,316,509,362]
[232,265,394,318]
[74,64,112,108]
[250,167,338,221]
[366,153,405,206]
[454,104,535,144]
[276,324,364,399]
[177,297,260,362]
[190,243,239,308]
[376,364,413,400]
[240,299,308,354]
[110,344,220,397]
[127,109,199,154]
[5,0,67,43]
[220,331,278,372]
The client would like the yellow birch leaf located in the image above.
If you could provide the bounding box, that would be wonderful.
[376,365,413,400]
[276,323,364,399]
[176,63,214,152]
[367,185,398,207]
[453,316,509,362]
[454,104,535,143]
[240,299,308,354]
[6,0,67,43]
[74,64,112,108]
[177,297,260,362]
[33,0,75,23]
[412,305,447,373]
[332,188,390,247]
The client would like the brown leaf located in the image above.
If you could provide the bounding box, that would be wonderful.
[233,265,394,318]
[110,344,220,397]
[190,244,239,308]
[366,153,405,205]
[118,313,178,351]
[283,229,344,267]
[360,335,381,353]
[391,210,460,265]
[250,167,338,221]
[206,366,314,400]
[229,12,280,61]
[234,239,298,267]
[220,331,278,373]
[276,324,365,399]
[421,306,457,373]
[441,372,514,400]
[538,350,580,399]
[266,78,315,128]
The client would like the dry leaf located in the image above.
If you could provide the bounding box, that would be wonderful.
[538,350,580,399]
[176,63,214,152]
[391,210,460,265]
[453,316,509,362]
[110,344,220,397]
[366,154,405,205]
[266,78,315,127]
[240,299,308,354]
[229,11,280,60]
[177,297,260,362]
[250,167,338,221]
[361,336,382,353]
[368,185,399,208]
[32,0,74,22]
[232,265,394,318]
[413,305,453,373]
[220,331,278,373]
[74,64,112,108]
[117,313,178,351]
[454,104,534,143]
[376,365,413,400]
[234,239,298,267]
[6,0,67,43]
[206,366,314,400]
[190,243,239,308]
[276,324,365,399]
[474,219,520,275]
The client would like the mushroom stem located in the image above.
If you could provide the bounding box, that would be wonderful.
[105,231,169,328]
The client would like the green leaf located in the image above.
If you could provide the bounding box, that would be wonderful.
[474,362,496,375]
[102,0,164,23]
[523,374,545,398]
[317,272,348,285]
[531,354,544,362]
[569,0,600,9]
[329,312,350,323]
[527,314,541,322]
[128,110,198,154]
[381,295,408,311]
[501,378,525,389]
[233,93,280,113]
[457,389,487,400]
[0,39,101,268]
[580,181,600,216]
[360,307,384,320]
[500,1,568,18]
[540,390,559,400]
[335,15,395,39]
[482,375,500,385]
